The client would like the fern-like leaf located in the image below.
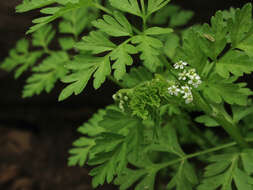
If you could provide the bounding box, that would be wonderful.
[198,150,253,190]
[59,55,111,101]
[0,38,43,78]
[23,51,69,97]
[92,11,133,37]
[109,0,142,17]
[131,35,163,72]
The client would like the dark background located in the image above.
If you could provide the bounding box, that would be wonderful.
[0,1,251,190]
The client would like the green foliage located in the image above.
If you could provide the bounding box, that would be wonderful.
[32,24,55,48]
[150,4,194,26]
[195,115,219,127]
[198,11,227,60]
[19,0,94,34]
[0,39,43,78]
[131,35,163,72]
[59,6,97,38]
[121,66,153,88]
[202,74,252,106]
[229,3,253,48]
[92,11,133,37]
[2,1,253,190]
[198,150,253,190]
[216,50,253,78]
[59,55,111,101]
[167,160,198,190]
[23,51,69,97]
[68,108,106,166]
[147,0,171,16]
[109,0,142,17]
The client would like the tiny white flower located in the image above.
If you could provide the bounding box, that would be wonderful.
[178,70,188,80]
[185,95,193,104]
[168,85,180,96]
[180,85,192,95]
[188,74,202,88]
[174,61,188,69]
[182,92,191,99]
[187,69,197,79]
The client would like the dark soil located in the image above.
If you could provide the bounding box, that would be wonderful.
[0,0,251,190]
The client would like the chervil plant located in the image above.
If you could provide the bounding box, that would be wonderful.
[2,0,253,189]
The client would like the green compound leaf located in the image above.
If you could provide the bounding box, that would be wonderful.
[87,108,144,188]
[99,108,140,133]
[32,24,55,48]
[68,138,96,167]
[58,37,75,50]
[195,115,219,127]
[241,149,253,175]
[232,105,253,124]
[93,56,111,89]
[229,3,253,47]
[23,51,69,98]
[111,44,138,80]
[131,35,163,72]
[203,74,252,106]
[76,31,116,54]
[169,9,194,27]
[115,124,188,190]
[198,11,227,60]
[89,138,128,187]
[164,33,180,59]
[109,0,142,17]
[216,50,253,78]
[237,35,253,57]
[59,6,97,37]
[176,28,207,72]
[25,0,93,34]
[64,30,138,100]
[0,38,43,79]
[16,0,81,13]
[92,11,133,37]
[16,0,56,13]
[147,0,171,16]
[198,150,253,190]
[150,5,193,26]
[59,55,111,101]
[167,160,198,190]
[144,27,173,35]
[121,66,153,88]
[68,108,106,167]
[115,167,156,190]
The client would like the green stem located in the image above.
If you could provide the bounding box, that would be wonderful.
[155,137,253,171]
[140,0,146,15]
[193,91,249,148]
[93,3,112,14]
[71,10,78,41]
[140,0,147,30]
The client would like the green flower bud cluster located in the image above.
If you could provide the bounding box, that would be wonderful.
[112,92,129,111]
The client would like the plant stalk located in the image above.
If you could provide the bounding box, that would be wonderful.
[193,91,249,148]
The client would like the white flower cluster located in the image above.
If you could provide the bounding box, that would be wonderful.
[173,60,188,69]
[179,68,202,88]
[168,61,202,104]
[113,93,128,111]
[168,84,193,104]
